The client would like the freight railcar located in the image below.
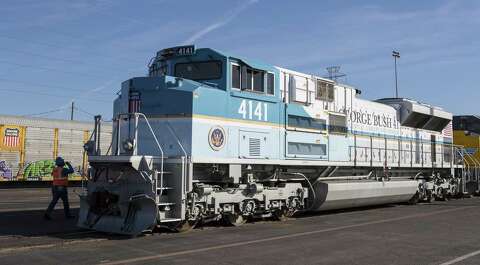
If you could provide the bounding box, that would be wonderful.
[453,115,480,194]
[79,46,465,235]
[0,115,112,182]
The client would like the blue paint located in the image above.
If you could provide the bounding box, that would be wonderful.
[112,46,452,165]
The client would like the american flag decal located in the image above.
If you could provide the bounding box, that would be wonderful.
[442,121,453,139]
[128,91,141,113]
[3,128,19,147]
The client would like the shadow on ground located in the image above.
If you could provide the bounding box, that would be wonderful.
[0,208,133,242]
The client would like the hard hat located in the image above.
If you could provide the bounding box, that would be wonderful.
[55,157,65,167]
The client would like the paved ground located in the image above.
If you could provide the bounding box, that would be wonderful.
[1,188,480,265]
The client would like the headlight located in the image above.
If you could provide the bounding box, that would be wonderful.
[123,139,134,151]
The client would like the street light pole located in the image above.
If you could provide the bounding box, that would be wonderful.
[70,101,74,121]
[392,50,400,98]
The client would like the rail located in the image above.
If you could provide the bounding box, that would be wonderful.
[165,120,187,157]
[114,113,188,198]
[455,146,480,192]
[115,113,165,194]
[348,143,457,168]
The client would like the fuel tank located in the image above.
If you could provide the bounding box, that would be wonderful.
[310,180,418,211]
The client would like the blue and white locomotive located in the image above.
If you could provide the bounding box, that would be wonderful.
[79,45,462,235]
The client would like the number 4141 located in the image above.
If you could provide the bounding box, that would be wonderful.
[238,100,268,121]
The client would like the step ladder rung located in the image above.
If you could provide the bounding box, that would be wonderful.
[158,218,182,223]
[157,202,176,206]
[157,187,173,190]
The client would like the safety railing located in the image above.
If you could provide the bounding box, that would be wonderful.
[348,142,457,168]
[115,112,166,193]
[455,146,480,192]
[114,113,188,198]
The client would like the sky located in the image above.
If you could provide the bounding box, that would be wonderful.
[0,0,479,121]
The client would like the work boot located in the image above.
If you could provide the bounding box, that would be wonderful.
[44,214,52,220]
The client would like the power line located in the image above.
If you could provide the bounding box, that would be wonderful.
[1,47,142,73]
[0,88,112,103]
[0,35,65,49]
[0,59,105,78]
[0,35,148,64]
[21,107,68,117]
[74,106,96,117]
[0,77,116,96]
[2,47,84,64]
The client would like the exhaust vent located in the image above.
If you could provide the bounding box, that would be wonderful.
[249,138,261,157]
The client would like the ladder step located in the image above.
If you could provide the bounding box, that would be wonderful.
[158,218,182,223]
[157,171,172,175]
[157,202,176,206]
[157,187,173,190]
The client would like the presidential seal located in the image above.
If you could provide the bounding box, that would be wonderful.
[208,126,226,151]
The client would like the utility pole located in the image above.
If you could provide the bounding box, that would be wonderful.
[326,66,346,82]
[392,50,400,98]
[70,101,74,121]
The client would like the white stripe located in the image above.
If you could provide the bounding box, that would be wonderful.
[439,249,480,265]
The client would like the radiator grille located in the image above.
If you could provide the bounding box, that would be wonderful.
[249,138,261,157]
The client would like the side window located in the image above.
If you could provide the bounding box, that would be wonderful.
[316,80,335,101]
[329,114,347,134]
[231,62,275,96]
[316,80,327,100]
[232,64,240,89]
[246,69,253,90]
[253,70,264,92]
[327,84,335,101]
[288,115,327,131]
[267,73,274,95]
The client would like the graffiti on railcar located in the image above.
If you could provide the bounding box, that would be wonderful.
[0,159,83,181]
[22,159,82,181]
[0,160,13,180]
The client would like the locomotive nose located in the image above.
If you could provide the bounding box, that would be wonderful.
[78,189,158,235]
[77,157,159,235]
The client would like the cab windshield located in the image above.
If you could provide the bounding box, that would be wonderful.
[174,61,222,81]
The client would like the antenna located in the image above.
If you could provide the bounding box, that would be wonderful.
[326,66,346,82]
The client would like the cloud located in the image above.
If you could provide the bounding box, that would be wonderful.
[182,0,259,45]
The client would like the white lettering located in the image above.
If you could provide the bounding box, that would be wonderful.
[238,100,268,122]
[238,100,247,119]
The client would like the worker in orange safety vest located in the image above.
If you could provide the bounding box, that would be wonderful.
[44,156,75,220]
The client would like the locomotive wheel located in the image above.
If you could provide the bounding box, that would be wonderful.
[408,192,419,205]
[272,209,291,221]
[175,220,198,232]
[426,194,433,203]
[435,188,446,201]
[224,213,247,226]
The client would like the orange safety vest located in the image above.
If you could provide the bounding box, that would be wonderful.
[52,167,68,186]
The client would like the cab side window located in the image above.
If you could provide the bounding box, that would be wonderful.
[267,73,274,95]
[231,63,275,96]
[232,64,241,89]
[316,79,335,101]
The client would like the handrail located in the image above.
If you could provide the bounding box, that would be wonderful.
[349,144,457,166]
[115,113,165,198]
[116,113,165,159]
[134,113,165,159]
[462,150,480,186]
[165,120,187,157]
